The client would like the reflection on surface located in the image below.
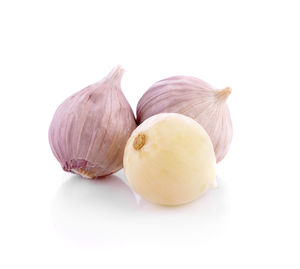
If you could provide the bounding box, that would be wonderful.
[52,170,228,247]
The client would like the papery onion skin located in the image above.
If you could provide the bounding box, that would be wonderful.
[49,66,137,178]
[136,76,232,162]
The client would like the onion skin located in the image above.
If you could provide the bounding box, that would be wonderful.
[49,66,136,178]
[136,76,232,162]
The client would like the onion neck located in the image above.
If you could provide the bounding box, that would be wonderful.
[106,65,125,83]
[216,87,232,101]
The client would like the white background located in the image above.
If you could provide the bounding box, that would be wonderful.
[0,0,299,268]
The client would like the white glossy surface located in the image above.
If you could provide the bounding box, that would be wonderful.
[1,0,300,268]
[123,113,216,205]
